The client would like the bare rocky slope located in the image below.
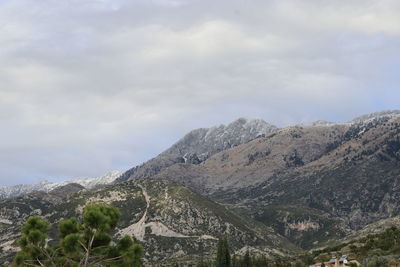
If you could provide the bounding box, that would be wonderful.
[117,118,277,182]
[2,111,400,264]
[0,179,296,265]
[119,111,400,249]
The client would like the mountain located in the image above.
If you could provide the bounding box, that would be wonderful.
[342,215,400,243]
[0,178,297,265]
[116,118,277,182]
[349,110,400,124]
[154,123,348,194]
[136,111,400,249]
[2,111,400,264]
[305,212,400,266]
[0,171,121,199]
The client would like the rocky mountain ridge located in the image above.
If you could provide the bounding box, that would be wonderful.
[117,118,277,182]
[117,110,400,249]
[0,171,121,199]
[2,110,400,264]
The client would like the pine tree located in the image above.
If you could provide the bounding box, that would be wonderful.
[13,203,143,267]
[243,249,251,267]
[13,216,50,266]
[231,254,238,267]
[216,236,231,267]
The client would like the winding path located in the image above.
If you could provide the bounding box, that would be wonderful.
[118,185,216,241]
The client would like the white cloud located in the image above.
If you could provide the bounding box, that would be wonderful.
[0,0,399,185]
[271,0,400,35]
[134,20,286,61]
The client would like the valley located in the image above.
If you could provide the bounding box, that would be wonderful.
[2,111,400,266]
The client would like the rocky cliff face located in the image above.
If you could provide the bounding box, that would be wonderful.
[117,118,277,182]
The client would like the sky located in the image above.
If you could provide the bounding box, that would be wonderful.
[0,0,399,186]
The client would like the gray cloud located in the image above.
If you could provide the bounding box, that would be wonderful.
[0,0,399,185]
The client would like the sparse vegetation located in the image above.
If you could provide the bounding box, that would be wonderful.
[306,226,400,266]
[2,114,400,266]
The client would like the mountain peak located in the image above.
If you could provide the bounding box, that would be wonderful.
[228,117,276,130]
[118,118,277,182]
[350,110,400,124]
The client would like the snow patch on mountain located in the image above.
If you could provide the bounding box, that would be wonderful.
[118,118,277,182]
[0,171,121,199]
[310,110,400,128]
[350,110,400,124]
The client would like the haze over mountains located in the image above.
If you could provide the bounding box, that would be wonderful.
[0,171,121,199]
[2,110,400,264]
[0,118,275,199]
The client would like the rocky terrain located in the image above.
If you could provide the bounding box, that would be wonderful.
[341,215,400,244]
[0,170,121,199]
[117,111,400,249]
[0,179,296,265]
[117,118,277,182]
[2,111,400,264]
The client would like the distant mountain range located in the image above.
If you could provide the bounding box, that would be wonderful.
[0,171,121,199]
[1,111,400,264]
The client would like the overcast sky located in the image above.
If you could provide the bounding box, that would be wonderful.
[0,0,399,186]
